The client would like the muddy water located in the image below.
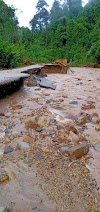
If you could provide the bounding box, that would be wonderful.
[0,67,100,211]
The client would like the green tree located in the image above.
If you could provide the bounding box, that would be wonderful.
[0,0,19,43]
[50,0,62,23]
[30,0,49,31]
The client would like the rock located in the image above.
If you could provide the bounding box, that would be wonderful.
[91,113,99,118]
[28,128,36,138]
[69,126,79,135]
[92,117,99,124]
[36,128,43,132]
[34,151,43,159]
[46,100,52,104]
[26,78,37,87]
[4,129,10,134]
[94,143,100,152]
[76,113,91,125]
[60,143,89,159]
[45,93,50,96]
[4,167,16,180]
[0,150,4,160]
[17,141,30,150]
[10,101,23,110]
[8,122,16,129]
[39,77,56,90]
[34,88,41,91]
[26,120,39,130]
[69,100,78,105]
[37,116,50,127]
[0,113,5,116]
[95,124,100,131]
[31,207,38,212]
[68,131,79,143]
[11,131,20,138]
[23,135,35,143]
[0,132,5,139]
[81,104,95,110]
[4,147,14,154]
[62,95,68,98]
[60,146,69,154]
[4,112,11,117]
[0,172,9,183]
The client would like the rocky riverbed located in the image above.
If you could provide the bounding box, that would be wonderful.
[0,67,100,212]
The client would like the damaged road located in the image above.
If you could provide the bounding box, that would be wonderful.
[0,63,59,98]
[0,66,100,212]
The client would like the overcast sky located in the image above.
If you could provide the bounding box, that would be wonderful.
[4,0,88,28]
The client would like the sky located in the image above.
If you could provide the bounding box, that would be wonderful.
[4,0,88,28]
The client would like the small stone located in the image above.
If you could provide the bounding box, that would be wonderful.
[95,124,100,131]
[46,100,51,104]
[4,129,10,134]
[94,143,100,152]
[81,104,95,110]
[4,147,14,154]
[34,151,43,159]
[62,95,68,98]
[0,150,4,160]
[18,141,30,150]
[92,117,98,124]
[34,88,41,91]
[31,207,37,211]
[60,143,89,159]
[26,120,39,130]
[68,131,79,143]
[37,116,50,127]
[60,146,69,154]
[0,113,5,116]
[5,112,11,117]
[0,172,9,183]
[36,128,43,132]
[76,113,91,125]
[0,132,5,139]
[23,135,35,143]
[69,100,78,105]
[8,122,16,129]
[11,131,19,138]
[45,94,50,96]
[4,167,16,180]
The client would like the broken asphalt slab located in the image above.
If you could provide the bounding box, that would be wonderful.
[35,76,56,90]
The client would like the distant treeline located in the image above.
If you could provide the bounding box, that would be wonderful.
[0,0,100,68]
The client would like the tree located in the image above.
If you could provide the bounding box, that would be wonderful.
[30,0,49,31]
[0,0,19,43]
[50,0,63,23]
[67,0,82,17]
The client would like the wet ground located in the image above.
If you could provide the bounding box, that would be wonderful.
[0,67,100,212]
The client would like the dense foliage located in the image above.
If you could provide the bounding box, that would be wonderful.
[0,0,100,68]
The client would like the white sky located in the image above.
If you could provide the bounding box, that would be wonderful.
[4,0,88,28]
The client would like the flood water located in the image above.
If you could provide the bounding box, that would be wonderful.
[0,67,100,211]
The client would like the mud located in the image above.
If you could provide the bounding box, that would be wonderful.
[0,67,100,211]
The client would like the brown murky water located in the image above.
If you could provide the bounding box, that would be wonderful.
[0,67,100,211]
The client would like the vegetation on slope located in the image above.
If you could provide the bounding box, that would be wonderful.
[0,0,100,68]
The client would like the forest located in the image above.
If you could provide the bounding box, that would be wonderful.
[0,0,100,69]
